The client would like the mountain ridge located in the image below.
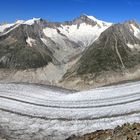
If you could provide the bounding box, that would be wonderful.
[0,15,140,90]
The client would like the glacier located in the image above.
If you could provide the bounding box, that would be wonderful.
[0,81,140,140]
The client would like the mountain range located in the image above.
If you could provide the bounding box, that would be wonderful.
[0,15,140,90]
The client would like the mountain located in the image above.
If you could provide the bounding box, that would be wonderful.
[62,20,140,90]
[0,15,140,90]
[0,18,54,69]
[76,21,140,74]
[0,15,111,67]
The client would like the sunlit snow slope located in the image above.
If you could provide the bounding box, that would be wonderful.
[0,82,140,140]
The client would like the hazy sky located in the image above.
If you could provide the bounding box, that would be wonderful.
[0,0,140,23]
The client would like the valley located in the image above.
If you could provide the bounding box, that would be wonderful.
[0,14,140,140]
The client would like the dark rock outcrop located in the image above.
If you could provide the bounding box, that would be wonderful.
[66,123,140,140]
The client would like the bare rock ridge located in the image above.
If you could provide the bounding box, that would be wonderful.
[0,15,140,89]
[66,123,140,140]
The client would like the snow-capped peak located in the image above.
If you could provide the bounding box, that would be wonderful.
[15,20,25,24]
[0,18,42,36]
[85,14,112,27]
[23,18,41,25]
[15,18,41,25]
[0,18,41,34]
[0,23,15,33]
[43,15,112,48]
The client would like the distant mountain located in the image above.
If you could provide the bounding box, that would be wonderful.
[0,15,140,90]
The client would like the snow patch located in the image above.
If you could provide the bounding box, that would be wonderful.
[26,37,36,47]
[130,24,140,39]
[127,43,140,50]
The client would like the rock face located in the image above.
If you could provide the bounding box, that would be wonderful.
[0,20,54,69]
[66,123,140,140]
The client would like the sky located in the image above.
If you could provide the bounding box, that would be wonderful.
[0,0,140,23]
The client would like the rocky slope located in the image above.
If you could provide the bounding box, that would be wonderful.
[66,123,140,140]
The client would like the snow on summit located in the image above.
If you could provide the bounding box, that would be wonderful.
[23,18,41,25]
[0,18,40,34]
[86,14,112,27]
[0,23,14,32]
[15,18,41,25]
